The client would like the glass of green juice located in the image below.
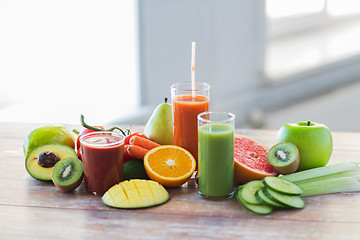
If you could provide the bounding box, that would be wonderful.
[197,111,235,200]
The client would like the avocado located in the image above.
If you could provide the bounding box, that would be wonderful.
[25,144,78,181]
[123,160,150,181]
[23,125,75,157]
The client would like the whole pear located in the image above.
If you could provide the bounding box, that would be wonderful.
[144,98,173,145]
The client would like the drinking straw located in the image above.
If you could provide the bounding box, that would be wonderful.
[191,42,196,98]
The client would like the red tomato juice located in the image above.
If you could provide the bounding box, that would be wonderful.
[173,95,209,163]
[81,134,124,194]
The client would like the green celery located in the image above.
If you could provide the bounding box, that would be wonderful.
[280,162,359,183]
[294,170,360,185]
[298,177,360,197]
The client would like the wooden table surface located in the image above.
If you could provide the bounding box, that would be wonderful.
[1,122,360,240]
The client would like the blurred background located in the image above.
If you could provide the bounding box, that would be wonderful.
[1,0,360,131]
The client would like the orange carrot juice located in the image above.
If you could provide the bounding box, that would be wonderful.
[173,95,209,162]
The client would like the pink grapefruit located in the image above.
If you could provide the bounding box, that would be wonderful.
[234,135,278,184]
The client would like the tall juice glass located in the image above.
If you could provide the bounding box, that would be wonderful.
[198,112,235,200]
[80,131,125,195]
[171,82,210,164]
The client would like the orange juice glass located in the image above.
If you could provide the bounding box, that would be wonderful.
[171,82,210,164]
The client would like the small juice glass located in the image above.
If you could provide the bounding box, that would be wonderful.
[198,112,235,200]
[80,131,125,195]
[171,82,210,163]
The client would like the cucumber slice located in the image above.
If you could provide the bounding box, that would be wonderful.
[236,187,273,215]
[263,187,305,209]
[240,180,264,205]
[263,176,303,195]
[255,187,287,208]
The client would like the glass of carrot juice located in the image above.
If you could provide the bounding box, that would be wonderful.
[80,131,125,195]
[171,82,210,165]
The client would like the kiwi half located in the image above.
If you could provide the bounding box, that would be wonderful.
[267,142,299,174]
[51,157,84,192]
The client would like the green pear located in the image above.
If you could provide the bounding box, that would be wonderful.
[144,98,173,145]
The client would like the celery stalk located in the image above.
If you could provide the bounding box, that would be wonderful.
[298,177,360,197]
[278,161,360,197]
[294,170,360,185]
[280,162,359,183]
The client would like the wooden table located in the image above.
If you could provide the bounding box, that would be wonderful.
[1,122,360,240]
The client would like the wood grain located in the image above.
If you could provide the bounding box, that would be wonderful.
[0,122,360,239]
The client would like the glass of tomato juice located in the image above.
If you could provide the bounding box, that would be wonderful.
[171,82,210,165]
[80,131,125,195]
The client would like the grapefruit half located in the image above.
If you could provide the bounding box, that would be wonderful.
[234,135,278,184]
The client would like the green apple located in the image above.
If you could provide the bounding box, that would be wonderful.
[276,121,333,171]
[143,98,173,145]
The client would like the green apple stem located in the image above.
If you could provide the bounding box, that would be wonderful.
[307,120,311,126]
[80,114,130,136]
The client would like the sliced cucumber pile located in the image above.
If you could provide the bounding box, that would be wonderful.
[236,176,305,215]
[236,186,273,215]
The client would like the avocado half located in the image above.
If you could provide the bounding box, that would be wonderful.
[25,144,78,181]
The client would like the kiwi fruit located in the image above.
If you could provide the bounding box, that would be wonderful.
[51,157,84,192]
[267,142,299,174]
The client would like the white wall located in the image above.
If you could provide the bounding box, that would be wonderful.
[137,0,266,126]
[0,1,139,125]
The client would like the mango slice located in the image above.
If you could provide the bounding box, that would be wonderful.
[102,179,170,209]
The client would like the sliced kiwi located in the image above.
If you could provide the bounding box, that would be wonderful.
[51,157,83,192]
[267,142,299,174]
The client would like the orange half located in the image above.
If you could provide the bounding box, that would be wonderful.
[144,145,196,187]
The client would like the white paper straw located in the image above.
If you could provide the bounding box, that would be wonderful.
[191,42,196,98]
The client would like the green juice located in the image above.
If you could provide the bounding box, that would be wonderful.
[198,123,234,199]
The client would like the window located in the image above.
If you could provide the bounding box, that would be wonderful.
[0,0,139,124]
[265,0,360,79]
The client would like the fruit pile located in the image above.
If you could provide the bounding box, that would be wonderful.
[23,103,360,212]
[24,126,83,192]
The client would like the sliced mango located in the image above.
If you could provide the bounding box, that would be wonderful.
[102,179,170,209]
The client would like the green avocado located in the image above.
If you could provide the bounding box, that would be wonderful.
[23,125,75,157]
[123,160,150,181]
[25,144,78,181]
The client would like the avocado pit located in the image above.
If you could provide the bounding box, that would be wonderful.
[37,151,60,168]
